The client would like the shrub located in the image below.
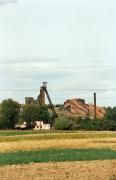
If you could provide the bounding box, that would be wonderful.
[54,116,72,130]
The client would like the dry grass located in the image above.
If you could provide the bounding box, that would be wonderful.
[0,160,116,180]
[0,138,116,153]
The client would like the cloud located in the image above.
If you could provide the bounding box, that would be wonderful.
[0,0,17,5]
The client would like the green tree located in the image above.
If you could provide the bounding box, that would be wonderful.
[105,107,116,121]
[101,119,116,131]
[38,106,50,124]
[22,104,39,129]
[0,99,20,129]
[22,105,50,129]
[75,117,102,131]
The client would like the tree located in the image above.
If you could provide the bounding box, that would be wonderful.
[105,107,116,121]
[101,119,116,131]
[0,99,20,129]
[75,117,102,131]
[38,106,50,124]
[22,105,50,129]
[22,104,39,129]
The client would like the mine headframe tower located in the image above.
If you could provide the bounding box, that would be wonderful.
[39,82,57,119]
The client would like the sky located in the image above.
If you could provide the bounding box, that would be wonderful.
[0,0,116,106]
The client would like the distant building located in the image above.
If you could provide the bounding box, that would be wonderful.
[33,121,50,130]
[15,121,50,130]
[25,97,34,104]
[25,97,38,105]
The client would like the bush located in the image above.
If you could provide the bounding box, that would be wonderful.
[54,116,72,130]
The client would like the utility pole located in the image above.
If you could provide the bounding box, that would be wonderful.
[94,92,97,119]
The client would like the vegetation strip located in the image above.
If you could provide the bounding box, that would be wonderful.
[0,130,115,137]
[0,131,116,142]
[0,148,116,165]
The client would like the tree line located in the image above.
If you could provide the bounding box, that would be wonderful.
[0,98,116,130]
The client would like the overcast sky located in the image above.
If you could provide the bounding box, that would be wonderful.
[0,0,116,106]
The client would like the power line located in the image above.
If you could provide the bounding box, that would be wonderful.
[35,66,116,69]
[1,61,116,69]
[0,88,116,91]
[1,64,116,69]
[49,88,116,91]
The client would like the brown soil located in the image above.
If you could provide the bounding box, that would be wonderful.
[0,160,116,180]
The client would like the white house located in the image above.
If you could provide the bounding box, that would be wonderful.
[15,121,50,130]
[33,121,50,130]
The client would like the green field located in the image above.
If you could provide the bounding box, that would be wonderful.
[0,148,116,165]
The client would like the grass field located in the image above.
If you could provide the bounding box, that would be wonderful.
[0,148,116,165]
[0,130,116,179]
